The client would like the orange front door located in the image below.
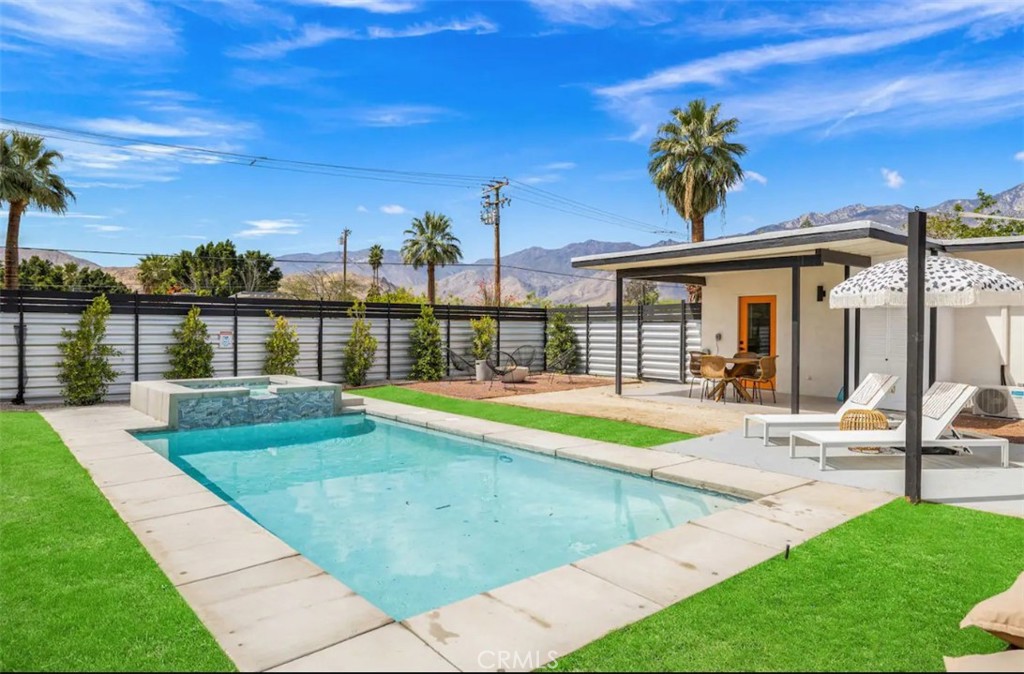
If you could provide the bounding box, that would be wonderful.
[738,296,776,387]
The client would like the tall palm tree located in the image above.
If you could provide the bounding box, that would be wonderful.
[648,99,746,243]
[401,211,462,305]
[1,130,75,289]
[367,244,384,285]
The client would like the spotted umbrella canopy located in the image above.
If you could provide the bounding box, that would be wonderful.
[830,255,1024,309]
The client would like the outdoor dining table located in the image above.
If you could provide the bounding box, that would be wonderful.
[708,357,762,402]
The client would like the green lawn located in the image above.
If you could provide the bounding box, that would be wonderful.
[552,499,1024,672]
[0,412,234,672]
[359,385,694,447]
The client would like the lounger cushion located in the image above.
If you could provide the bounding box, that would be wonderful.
[960,572,1024,647]
[943,650,1024,672]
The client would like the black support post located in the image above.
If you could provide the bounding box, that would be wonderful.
[385,302,392,381]
[133,292,140,382]
[446,304,452,377]
[317,300,324,381]
[232,297,239,377]
[906,210,927,504]
[615,272,624,395]
[495,305,501,357]
[854,309,861,386]
[12,291,26,405]
[584,306,591,375]
[842,266,850,400]
[791,266,801,414]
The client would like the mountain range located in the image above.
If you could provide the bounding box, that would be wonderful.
[10,183,1022,305]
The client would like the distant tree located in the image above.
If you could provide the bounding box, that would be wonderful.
[279,268,347,301]
[401,211,462,305]
[475,280,520,307]
[263,311,300,375]
[927,189,1024,239]
[625,280,660,306]
[161,240,281,297]
[799,217,814,228]
[648,99,746,243]
[1,130,75,290]
[137,254,174,293]
[1,256,128,293]
[408,304,444,380]
[367,285,427,304]
[367,244,385,284]
[165,306,214,379]
[57,294,121,405]
[237,249,282,292]
[545,312,579,373]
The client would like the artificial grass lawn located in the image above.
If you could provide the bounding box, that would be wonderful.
[359,385,694,447]
[553,499,1024,672]
[0,412,234,672]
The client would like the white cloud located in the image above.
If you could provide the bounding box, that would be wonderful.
[528,0,663,28]
[1015,151,1024,161]
[85,224,128,232]
[356,205,369,212]
[0,0,177,55]
[380,204,408,215]
[881,168,905,189]
[542,161,577,171]
[745,170,768,185]
[349,104,452,127]
[519,174,562,185]
[289,0,420,12]
[236,219,303,237]
[173,234,209,240]
[230,16,496,59]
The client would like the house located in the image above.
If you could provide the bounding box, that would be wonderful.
[572,221,1024,412]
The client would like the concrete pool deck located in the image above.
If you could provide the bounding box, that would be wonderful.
[40,401,893,672]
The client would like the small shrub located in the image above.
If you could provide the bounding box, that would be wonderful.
[409,304,444,381]
[165,306,214,379]
[57,294,122,405]
[469,315,496,361]
[545,311,579,373]
[342,303,377,386]
[263,310,300,375]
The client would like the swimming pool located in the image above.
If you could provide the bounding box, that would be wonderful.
[135,415,741,620]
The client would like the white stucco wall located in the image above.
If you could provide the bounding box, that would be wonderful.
[699,264,848,398]
[947,249,1024,387]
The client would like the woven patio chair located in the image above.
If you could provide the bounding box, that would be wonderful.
[510,344,538,373]
[445,348,476,383]
[700,355,731,402]
[738,355,778,404]
[838,408,890,453]
[686,351,704,398]
[485,351,519,391]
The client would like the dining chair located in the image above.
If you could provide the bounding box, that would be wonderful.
[730,351,760,400]
[738,355,778,404]
[686,351,704,398]
[699,355,731,402]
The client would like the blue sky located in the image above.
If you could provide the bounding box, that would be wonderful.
[2,0,1023,266]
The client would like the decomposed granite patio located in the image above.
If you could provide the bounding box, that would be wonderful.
[39,400,894,672]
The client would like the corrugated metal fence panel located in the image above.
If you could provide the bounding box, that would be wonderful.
[588,319,638,378]
[641,321,682,381]
[497,320,545,371]
[388,318,416,381]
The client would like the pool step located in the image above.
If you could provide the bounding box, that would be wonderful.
[341,395,364,408]
[340,405,366,415]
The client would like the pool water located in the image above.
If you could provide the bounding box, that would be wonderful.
[135,416,741,620]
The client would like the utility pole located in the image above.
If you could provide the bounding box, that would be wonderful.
[481,178,510,306]
[339,228,351,300]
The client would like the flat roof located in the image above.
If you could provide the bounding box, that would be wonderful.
[571,220,1024,271]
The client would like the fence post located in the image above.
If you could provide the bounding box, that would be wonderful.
[542,309,548,371]
[680,299,686,383]
[495,304,501,356]
[585,306,590,375]
[232,296,239,376]
[133,292,140,382]
[385,302,392,381]
[12,290,26,405]
[317,299,324,381]
[636,304,643,380]
[446,304,452,377]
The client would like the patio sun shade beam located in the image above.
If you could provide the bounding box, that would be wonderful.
[906,211,926,503]
[615,271,624,396]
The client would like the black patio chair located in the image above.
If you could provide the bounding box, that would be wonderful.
[546,348,576,384]
[445,348,476,382]
[509,344,538,373]
[485,351,519,391]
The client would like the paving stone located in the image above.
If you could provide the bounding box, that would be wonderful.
[66,437,154,462]
[425,416,523,441]
[653,458,812,499]
[128,505,297,585]
[484,428,596,456]
[271,624,457,673]
[102,474,225,522]
[404,565,657,672]
[557,442,694,476]
[84,452,183,487]
[691,507,815,550]
[736,481,894,535]
[179,556,391,672]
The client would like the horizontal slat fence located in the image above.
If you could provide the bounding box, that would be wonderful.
[1,290,700,404]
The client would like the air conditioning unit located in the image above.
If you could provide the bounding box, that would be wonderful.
[973,386,1024,420]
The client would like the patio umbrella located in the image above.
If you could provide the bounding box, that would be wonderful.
[829,255,1024,309]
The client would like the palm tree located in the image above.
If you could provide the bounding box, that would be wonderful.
[1,130,75,289]
[648,99,746,243]
[401,211,462,305]
[368,244,384,285]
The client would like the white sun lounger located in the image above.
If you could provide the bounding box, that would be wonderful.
[789,382,1010,470]
[742,373,898,446]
